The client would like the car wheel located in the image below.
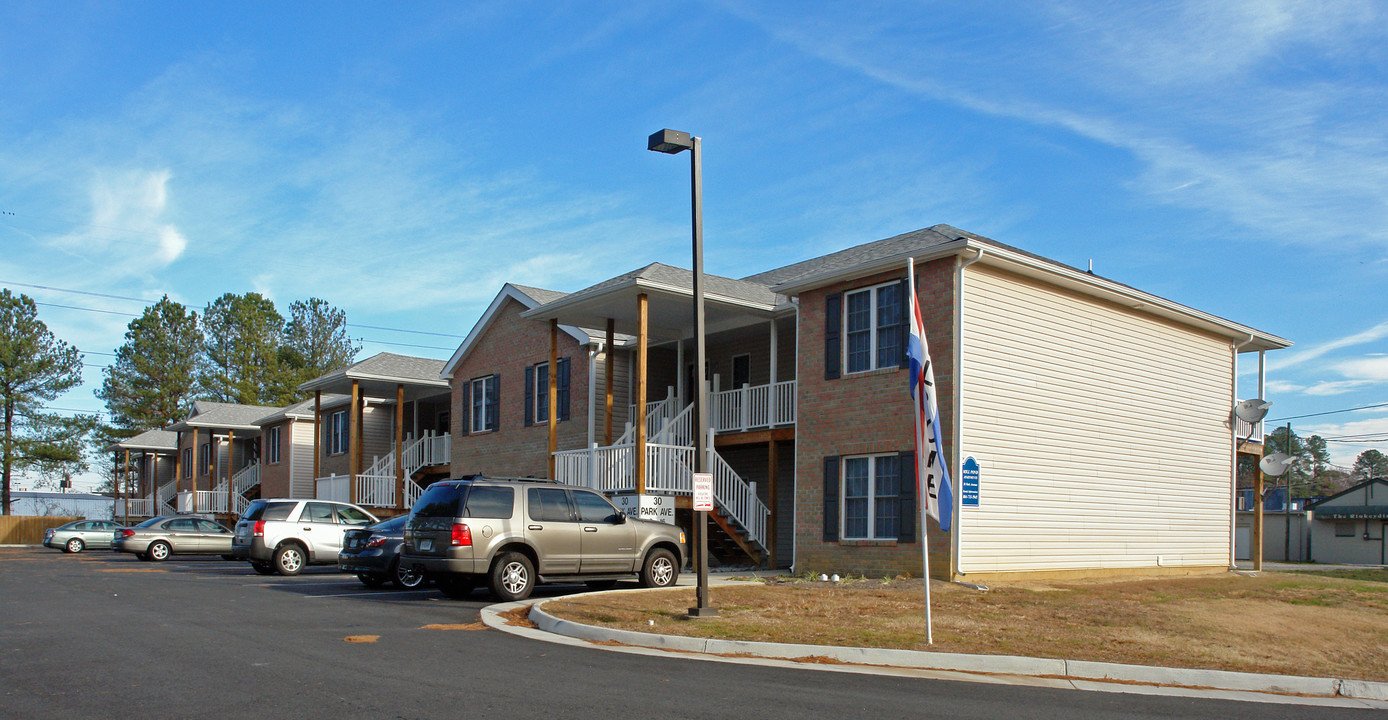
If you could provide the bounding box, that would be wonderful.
[437,576,476,599]
[584,580,619,590]
[147,541,171,562]
[250,562,277,576]
[639,548,678,588]
[65,538,85,554]
[273,544,306,576]
[392,559,426,589]
[357,573,387,588]
[489,551,534,602]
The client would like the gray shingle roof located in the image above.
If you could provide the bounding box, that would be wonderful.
[347,352,446,382]
[742,225,964,287]
[563,262,783,308]
[511,284,568,306]
[187,401,285,428]
[109,428,179,452]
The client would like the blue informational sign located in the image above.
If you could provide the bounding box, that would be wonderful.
[961,456,980,507]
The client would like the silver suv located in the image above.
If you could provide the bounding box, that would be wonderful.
[402,477,686,601]
[232,499,378,576]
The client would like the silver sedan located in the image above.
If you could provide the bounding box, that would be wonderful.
[112,516,235,561]
[44,520,124,553]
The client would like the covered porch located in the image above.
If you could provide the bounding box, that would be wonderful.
[167,402,277,520]
[523,263,797,566]
[299,352,452,512]
[108,429,178,523]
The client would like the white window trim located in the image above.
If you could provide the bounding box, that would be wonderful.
[328,410,348,455]
[842,280,901,375]
[471,376,496,433]
[841,453,900,540]
[266,426,281,465]
[531,362,551,424]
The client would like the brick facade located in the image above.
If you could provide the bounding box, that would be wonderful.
[793,258,956,577]
[448,298,605,478]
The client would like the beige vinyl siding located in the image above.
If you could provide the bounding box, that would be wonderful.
[958,264,1233,574]
[290,421,316,499]
[362,405,393,467]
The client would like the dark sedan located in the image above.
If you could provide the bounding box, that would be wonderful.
[338,515,424,589]
[112,516,235,561]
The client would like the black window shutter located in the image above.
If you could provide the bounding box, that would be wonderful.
[822,455,840,542]
[524,366,534,427]
[898,277,911,369]
[488,374,500,431]
[558,357,571,421]
[824,292,842,380]
[898,450,916,543]
[458,382,470,436]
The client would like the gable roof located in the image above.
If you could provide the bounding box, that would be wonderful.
[1307,478,1388,518]
[764,224,1290,353]
[300,352,448,391]
[104,428,179,453]
[170,401,284,433]
[441,284,595,379]
[254,394,350,425]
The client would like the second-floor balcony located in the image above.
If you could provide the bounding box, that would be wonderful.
[710,380,796,433]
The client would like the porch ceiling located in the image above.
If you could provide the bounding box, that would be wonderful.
[522,277,786,343]
[305,376,450,402]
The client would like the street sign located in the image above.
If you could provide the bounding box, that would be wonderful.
[612,493,676,524]
[692,473,713,511]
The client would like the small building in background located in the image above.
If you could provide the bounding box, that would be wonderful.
[8,491,113,520]
[1308,479,1388,566]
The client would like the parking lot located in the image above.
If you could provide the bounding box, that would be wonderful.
[0,546,643,718]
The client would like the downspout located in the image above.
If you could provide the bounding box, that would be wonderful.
[951,247,984,579]
[1231,333,1256,570]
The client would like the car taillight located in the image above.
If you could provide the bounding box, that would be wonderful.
[365,536,387,549]
[253,520,265,537]
[450,523,472,547]
[118,529,135,539]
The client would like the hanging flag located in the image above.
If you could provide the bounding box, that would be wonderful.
[907,259,954,533]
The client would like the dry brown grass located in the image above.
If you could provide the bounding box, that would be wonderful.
[543,569,1388,682]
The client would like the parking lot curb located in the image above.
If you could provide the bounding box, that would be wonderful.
[514,594,1388,705]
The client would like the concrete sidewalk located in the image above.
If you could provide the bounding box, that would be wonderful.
[482,572,1388,711]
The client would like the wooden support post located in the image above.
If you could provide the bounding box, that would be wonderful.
[636,293,648,494]
[226,430,236,517]
[174,431,183,496]
[548,320,559,480]
[768,439,778,569]
[313,390,322,485]
[395,383,405,510]
[605,318,615,447]
[350,380,361,505]
[121,449,130,521]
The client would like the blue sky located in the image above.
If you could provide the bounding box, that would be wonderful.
[2,1,1386,490]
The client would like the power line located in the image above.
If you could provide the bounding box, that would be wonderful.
[6,280,465,339]
[1268,401,1388,423]
[35,302,137,317]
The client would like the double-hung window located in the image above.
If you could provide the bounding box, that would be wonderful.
[182,448,192,479]
[844,281,903,374]
[266,426,281,464]
[199,442,212,474]
[841,454,901,540]
[524,358,570,426]
[328,411,347,455]
[470,375,499,433]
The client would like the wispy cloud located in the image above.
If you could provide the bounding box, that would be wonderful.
[1266,320,1388,372]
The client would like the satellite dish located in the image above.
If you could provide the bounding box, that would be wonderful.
[1234,398,1272,424]
[1259,452,1294,477]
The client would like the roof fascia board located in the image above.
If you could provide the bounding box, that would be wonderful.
[442,284,589,378]
[343,372,450,388]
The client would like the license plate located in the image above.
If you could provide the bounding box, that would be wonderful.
[419,539,432,551]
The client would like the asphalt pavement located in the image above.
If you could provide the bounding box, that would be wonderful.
[2,547,1384,718]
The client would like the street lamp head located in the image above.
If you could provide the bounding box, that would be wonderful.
[648,128,693,154]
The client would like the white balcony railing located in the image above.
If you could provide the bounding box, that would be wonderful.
[315,475,349,503]
[115,496,155,518]
[315,473,423,509]
[1235,403,1264,444]
[177,489,229,514]
[232,464,259,495]
[158,481,178,515]
[710,380,796,433]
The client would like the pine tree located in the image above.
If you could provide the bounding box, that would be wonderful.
[1351,449,1388,480]
[0,290,92,514]
[95,296,201,435]
[274,298,360,404]
[198,292,285,405]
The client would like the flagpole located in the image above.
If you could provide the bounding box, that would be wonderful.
[910,257,934,645]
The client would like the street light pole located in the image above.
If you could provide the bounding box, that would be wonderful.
[649,128,717,617]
